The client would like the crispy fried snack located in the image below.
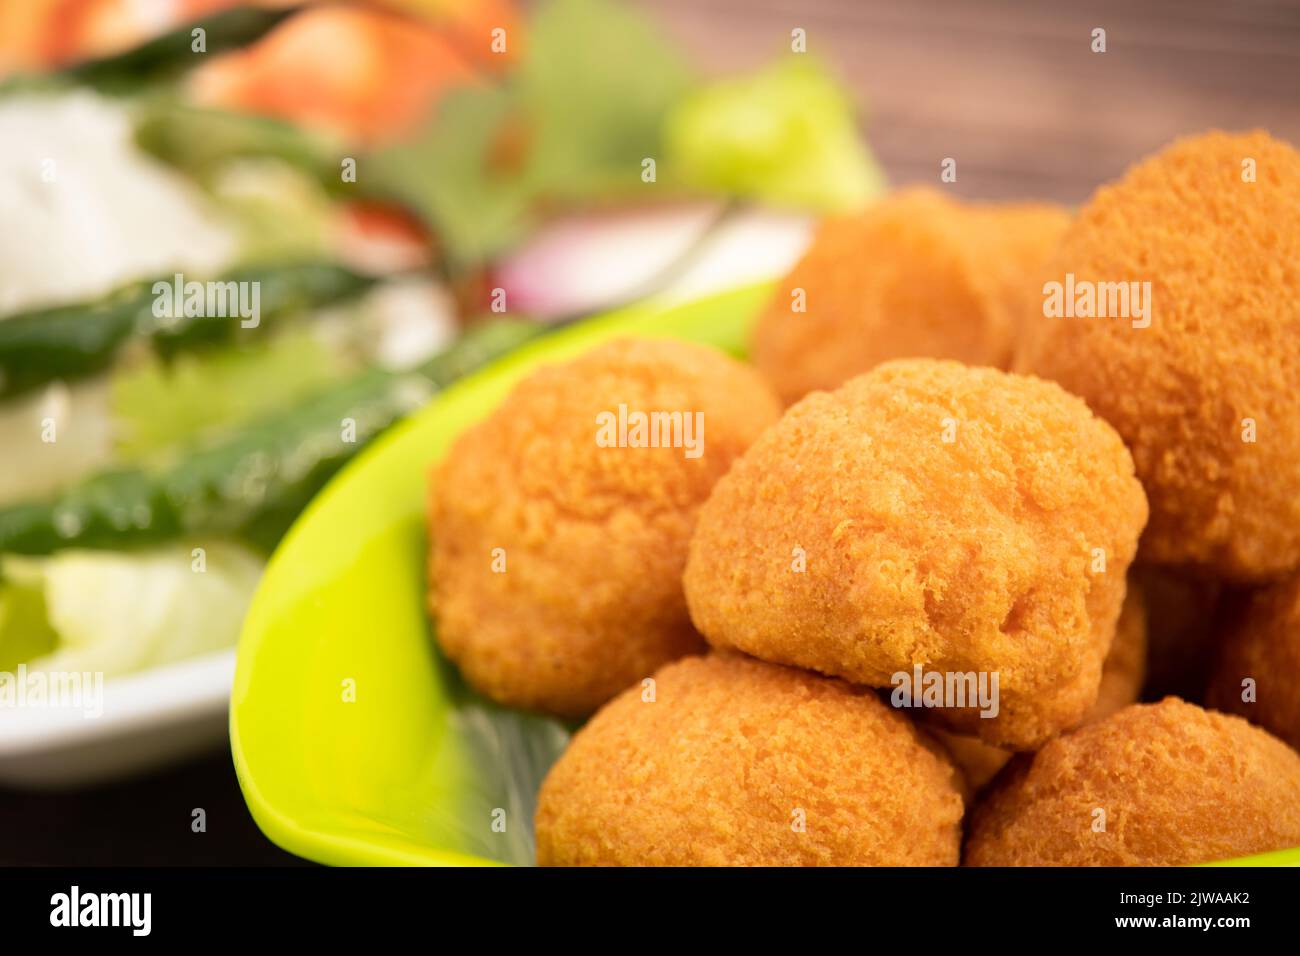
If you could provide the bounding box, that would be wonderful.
[1207,570,1300,750]
[1087,581,1148,723]
[535,654,965,866]
[937,581,1148,791]
[751,188,1069,404]
[1015,130,1300,581]
[429,337,781,717]
[683,358,1148,749]
[964,698,1300,866]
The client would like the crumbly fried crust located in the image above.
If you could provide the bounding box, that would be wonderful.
[937,581,1147,792]
[1015,130,1300,580]
[964,698,1300,866]
[752,188,1069,404]
[535,653,965,866]
[429,337,781,717]
[683,358,1148,749]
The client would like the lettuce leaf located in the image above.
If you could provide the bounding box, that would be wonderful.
[111,327,351,461]
[3,541,264,677]
[0,580,59,672]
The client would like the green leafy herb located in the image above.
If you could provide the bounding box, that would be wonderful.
[64,6,296,94]
[370,0,695,270]
[371,86,533,269]
[429,663,571,865]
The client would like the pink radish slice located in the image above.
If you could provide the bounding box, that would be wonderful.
[491,202,725,321]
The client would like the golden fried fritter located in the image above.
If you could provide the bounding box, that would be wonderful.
[751,189,1069,405]
[429,338,781,717]
[1014,130,1300,581]
[1087,580,1148,723]
[965,698,1300,866]
[683,359,1148,750]
[1207,570,1300,750]
[936,581,1148,791]
[969,202,1075,342]
[535,654,965,866]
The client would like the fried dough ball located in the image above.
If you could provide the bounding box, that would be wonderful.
[1014,131,1300,581]
[970,202,1075,341]
[1087,581,1148,723]
[1207,570,1300,750]
[535,654,965,866]
[683,359,1148,750]
[429,338,781,717]
[934,582,1148,792]
[751,189,1069,405]
[965,698,1300,866]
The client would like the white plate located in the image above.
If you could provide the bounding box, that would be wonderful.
[0,649,234,788]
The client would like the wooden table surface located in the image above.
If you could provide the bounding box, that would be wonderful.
[3,0,1297,866]
[644,0,1300,202]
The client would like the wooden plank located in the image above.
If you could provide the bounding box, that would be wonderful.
[643,0,1300,202]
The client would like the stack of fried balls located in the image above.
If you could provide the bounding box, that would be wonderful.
[429,130,1300,866]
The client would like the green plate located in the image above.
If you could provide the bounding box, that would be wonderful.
[230,281,1300,868]
[230,283,774,866]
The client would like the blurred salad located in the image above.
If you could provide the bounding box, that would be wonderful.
[0,0,883,682]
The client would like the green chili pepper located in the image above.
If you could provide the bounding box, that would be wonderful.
[0,261,377,400]
[64,6,297,93]
[0,319,544,555]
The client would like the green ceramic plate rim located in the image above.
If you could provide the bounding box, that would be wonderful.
[230,281,1300,868]
[230,284,772,866]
